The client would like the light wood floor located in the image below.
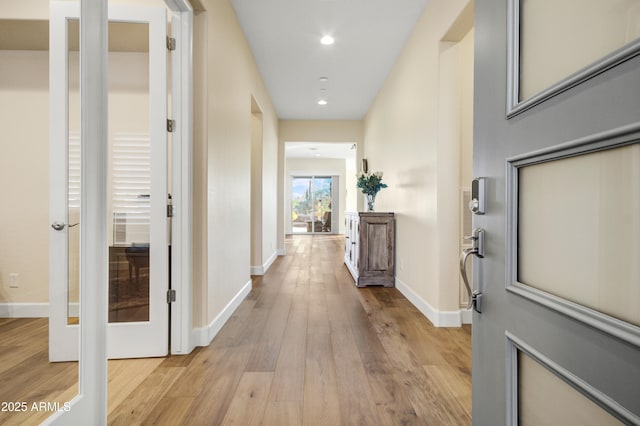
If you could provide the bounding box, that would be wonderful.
[0,235,471,425]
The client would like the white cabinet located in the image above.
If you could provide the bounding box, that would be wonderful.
[344,212,360,281]
[344,212,395,287]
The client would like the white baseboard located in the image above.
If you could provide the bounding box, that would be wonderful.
[192,279,252,347]
[0,302,79,318]
[395,277,466,327]
[277,248,286,256]
[250,250,278,276]
[0,303,49,318]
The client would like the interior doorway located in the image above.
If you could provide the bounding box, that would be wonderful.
[284,141,358,236]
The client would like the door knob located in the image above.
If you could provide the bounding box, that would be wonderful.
[51,221,79,231]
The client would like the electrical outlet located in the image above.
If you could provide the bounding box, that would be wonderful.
[400,259,404,270]
[9,273,19,288]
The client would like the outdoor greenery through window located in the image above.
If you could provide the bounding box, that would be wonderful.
[291,176,334,233]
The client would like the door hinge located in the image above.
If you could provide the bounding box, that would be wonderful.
[167,289,176,303]
[167,119,175,133]
[167,204,174,218]
[167,36,176,51]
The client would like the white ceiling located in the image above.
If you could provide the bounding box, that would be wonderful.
[285,141,356,160]
[230,0,429,120]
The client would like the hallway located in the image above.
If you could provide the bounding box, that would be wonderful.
[0,235,471,425]
[115,234,472,424]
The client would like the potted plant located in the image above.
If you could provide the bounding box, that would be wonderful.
[357,171,387,211]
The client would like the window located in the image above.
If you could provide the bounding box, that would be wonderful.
[68,132,81,209]
[111,133,151,244]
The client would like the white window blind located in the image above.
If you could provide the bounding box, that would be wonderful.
[68,132,81,209]
[111,133,151,242]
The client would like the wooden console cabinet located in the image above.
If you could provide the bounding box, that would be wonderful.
[344,212,395,287]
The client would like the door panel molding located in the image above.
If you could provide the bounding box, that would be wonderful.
[506,0,640,118]
[506,122,640,347]
[507,284,640,348]
[506,332,638,424]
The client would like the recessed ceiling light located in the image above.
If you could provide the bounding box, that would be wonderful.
[320,35,334,45]
[319,76,329,83]
[318,100,328,106]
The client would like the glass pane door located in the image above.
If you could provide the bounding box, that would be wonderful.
[104,6,170,358]
[313,176,333,232]
[291,176,334,234]
[50,4,169,361]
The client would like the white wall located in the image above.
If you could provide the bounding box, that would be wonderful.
[1,0,48,20]
[0,50,50,304]
[192,9,208,333]
[195,0,279,333]
[363,0,473,326]
[0,1,50,310]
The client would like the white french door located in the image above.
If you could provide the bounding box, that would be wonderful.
[49,2,169,361]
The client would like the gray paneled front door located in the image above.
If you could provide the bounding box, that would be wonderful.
[472,0,640,424]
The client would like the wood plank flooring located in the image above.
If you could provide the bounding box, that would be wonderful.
[0,318,78,425]
[0,235,471,425]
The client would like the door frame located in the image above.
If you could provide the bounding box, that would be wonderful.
[167,0,194,357]
[44,0,193,423]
